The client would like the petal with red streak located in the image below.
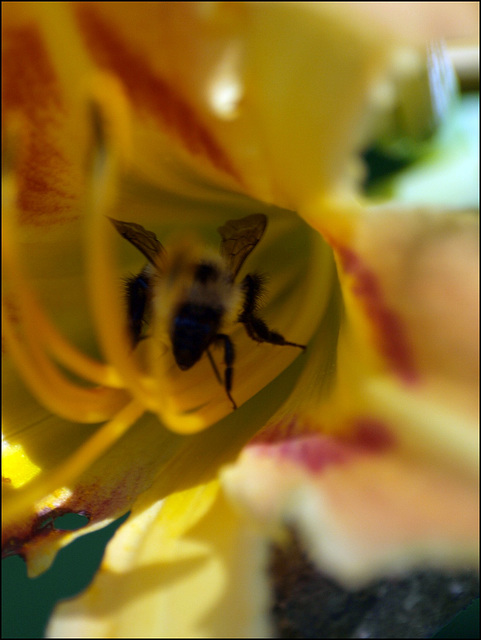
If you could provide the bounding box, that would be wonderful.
[2,3,91,229]
[223,410,478,586]
[222,208,479,585]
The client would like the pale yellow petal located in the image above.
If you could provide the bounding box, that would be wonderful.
[48,481,272,638]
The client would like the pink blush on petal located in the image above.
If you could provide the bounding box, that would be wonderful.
[249,417,396,474]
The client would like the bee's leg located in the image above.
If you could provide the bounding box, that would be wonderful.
[239,274,306,350]
[214,334,237,410]
[206,348,223,385]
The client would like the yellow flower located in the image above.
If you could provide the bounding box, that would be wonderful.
[2,2,478,637]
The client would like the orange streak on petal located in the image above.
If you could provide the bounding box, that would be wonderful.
[74,5,242,183]
[332,241,419,384]
[2,26,78,226]
[2,27,63,115]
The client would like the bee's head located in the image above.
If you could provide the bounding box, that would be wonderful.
[171,303,221,371]
[172,345,203,370]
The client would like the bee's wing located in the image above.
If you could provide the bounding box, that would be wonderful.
[108,218,165,265]
[217,214,268,279]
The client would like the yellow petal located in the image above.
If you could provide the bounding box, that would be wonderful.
[2,354,169,576]
[69,2,402,209]
[3,332,308,576]
[48,480,272,638]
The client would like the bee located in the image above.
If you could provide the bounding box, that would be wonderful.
[109,214,305,410]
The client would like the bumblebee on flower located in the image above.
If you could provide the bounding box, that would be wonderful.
[2,2,478,638]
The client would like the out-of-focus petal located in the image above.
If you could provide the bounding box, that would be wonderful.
[223,422,477,587]
[70,2,401,209]
[347,2,479,42]
[328,207,479,420]
[48,480,272,638]
[2,2,93,229]
[223,207,479,586]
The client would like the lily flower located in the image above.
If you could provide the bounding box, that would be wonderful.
[2,2,478,637]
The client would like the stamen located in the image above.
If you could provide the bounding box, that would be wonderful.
[2,306,130,423]
[2,399,145,527]
[2,166,129,424]
[86,95,204,434]
[85,107,165,413]
[33,312,124,389]
[2,217,124,389]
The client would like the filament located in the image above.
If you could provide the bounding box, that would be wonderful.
[86,99,204,433]
[2,306,130,423]
[85,110,165,413]
[2,171,129,424]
